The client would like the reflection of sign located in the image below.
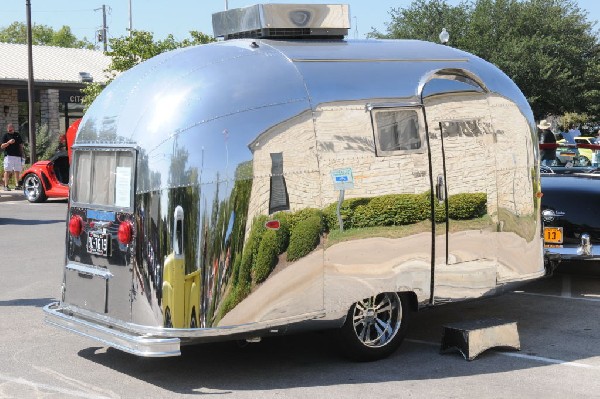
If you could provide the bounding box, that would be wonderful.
[331,167,354,190]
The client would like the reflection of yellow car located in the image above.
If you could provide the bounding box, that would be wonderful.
[555,137,595,165]
[162,253,201,328]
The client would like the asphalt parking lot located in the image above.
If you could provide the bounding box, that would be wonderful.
[1,194,599,398]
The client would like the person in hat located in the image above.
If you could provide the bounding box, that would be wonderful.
[537,119,556,166]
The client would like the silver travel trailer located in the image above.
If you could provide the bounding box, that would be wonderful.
[44,4,545,360]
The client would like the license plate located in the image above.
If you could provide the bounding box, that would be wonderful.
[544,227,563,244]
[87,231,110,256]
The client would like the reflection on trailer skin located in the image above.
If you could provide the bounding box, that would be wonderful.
[44,4,544,360]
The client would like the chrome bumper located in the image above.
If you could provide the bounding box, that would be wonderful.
[544,234,600,261]
[43,302,181,357]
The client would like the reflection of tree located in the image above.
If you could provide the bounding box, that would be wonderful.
[202,161,253,326]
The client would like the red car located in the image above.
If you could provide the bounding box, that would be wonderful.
[19,118,80,203]
[20,151,70,202]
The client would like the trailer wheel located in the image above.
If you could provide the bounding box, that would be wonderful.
[337,292,409,361]
[164,307,173,328]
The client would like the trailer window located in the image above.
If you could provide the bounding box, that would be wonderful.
[372,109,422,156]
[72,150,135,207]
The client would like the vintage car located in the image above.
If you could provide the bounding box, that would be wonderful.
[555,136,597,166]
[541,164,600,266]
[19,118,80,203]
[20,150,69,202]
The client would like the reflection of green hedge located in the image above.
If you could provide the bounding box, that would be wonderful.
[326,192,487,228]
[238,215,267,287]
[355,194,430,227]
[287,215,323,262]
[448,193,487,219]
[218,282,251,320]
[252,229,279,283]
[324,198,372,230]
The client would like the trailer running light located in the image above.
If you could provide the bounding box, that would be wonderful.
[69,215,83,236]
[118,221,133,244]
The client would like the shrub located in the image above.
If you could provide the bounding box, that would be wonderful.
[323,197,371,231]
[286,208,323,231]
[287,215,322,261]
[237,215,268,286]
[272,212,291,254]
[252,229,279,284]
[366,194,429,226]
[218,282,251,320]
[448,193,487,219]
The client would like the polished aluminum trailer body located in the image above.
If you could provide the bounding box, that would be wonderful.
[45,5,543,357]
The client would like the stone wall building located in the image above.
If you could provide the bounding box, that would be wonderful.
[0,43,111,157]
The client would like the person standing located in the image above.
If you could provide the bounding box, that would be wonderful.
[538,120,556,166]
[1,123,24,191]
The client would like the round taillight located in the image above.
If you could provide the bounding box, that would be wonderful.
[68,215,83,236]
[118,221,133,244]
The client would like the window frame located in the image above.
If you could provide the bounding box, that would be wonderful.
[370,106,426,157]
[70,147,137,211]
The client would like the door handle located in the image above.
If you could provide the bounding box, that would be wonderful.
[436,175,445,203]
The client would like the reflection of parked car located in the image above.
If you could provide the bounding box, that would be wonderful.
[555,137,596,166]
[20,151,69,202]
[541,166,600,267]
[19,118,80,203]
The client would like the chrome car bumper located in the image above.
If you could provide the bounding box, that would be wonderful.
[44,302,181,357]
[544,234,599,261]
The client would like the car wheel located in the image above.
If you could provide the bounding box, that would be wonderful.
[575,155,591,167]
[336,292,410,361]
[23,174,47,203]
[164,307,173,328]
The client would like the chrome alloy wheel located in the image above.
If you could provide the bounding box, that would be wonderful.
[23,174,46,203]
[351,292,402,348]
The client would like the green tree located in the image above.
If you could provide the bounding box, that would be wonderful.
[0,22,94,48]
[81,30,216,109]
[371,0,600,119]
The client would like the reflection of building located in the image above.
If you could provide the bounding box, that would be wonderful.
[246,92,534,225]
[0,43,111,137]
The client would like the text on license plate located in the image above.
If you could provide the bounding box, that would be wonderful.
[87,231,110,256]
[544,227,563,244]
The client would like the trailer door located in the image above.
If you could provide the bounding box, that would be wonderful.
[421,72,499,303]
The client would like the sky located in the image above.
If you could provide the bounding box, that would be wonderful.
[2,0,600,44]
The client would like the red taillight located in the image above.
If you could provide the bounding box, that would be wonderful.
[68,215,83,236]
[264,220,281,230]
[118,221,133,244]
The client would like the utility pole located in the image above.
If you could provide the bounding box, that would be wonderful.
[26,0,36,163]
[128,0,132,37]
[102,5,107,51]
[225,0,228,10]
[95,5,108,51]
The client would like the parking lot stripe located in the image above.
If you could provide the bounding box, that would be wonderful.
[0,372,112,399]
[512,291,600,303]
[406,339,598,369]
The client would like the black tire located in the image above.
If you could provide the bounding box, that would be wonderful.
[336,292,410,361]
[23,173,47,203]
[164,307,173,328]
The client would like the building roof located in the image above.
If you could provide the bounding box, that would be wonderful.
[0,42,111,86]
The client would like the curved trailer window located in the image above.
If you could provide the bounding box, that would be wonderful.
[72,150,135,208]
